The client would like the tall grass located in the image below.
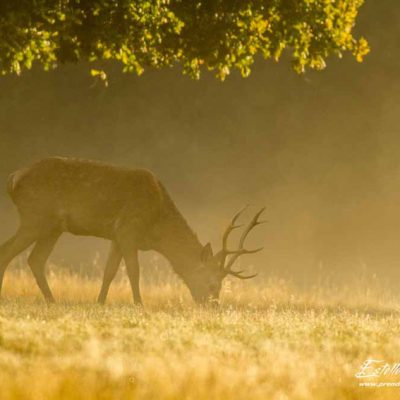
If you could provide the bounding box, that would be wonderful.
[0,265,399,399]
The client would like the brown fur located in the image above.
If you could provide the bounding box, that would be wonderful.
[0,157,222,304]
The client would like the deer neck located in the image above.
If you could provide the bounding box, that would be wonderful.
[153,213,203,277]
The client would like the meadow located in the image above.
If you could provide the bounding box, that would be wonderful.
[0,263,400,400]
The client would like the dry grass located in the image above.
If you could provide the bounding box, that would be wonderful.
[1,266,400,400]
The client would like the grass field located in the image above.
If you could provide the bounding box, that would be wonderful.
[1,265,400,400]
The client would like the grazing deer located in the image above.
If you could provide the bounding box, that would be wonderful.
[0,157,264,304]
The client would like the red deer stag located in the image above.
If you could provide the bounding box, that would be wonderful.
[0,157,264,304]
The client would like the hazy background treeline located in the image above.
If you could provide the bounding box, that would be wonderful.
[0,0,399,285]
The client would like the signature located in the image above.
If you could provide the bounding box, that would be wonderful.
[355,359,400,379]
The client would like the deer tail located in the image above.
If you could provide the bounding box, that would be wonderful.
[6,172,17,200]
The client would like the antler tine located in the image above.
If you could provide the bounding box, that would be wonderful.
[237,206,266,249]
[227,271,259,280]
[220,206,248,265]
[227,247,264,256]
[224,207,266,273]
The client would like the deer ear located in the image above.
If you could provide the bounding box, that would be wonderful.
[201,243,214,263]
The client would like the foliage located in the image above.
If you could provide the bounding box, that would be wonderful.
[0,1,369,80]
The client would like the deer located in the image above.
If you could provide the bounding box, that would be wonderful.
[0,157,265,305]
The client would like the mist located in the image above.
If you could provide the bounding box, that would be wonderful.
[0,0,399,285]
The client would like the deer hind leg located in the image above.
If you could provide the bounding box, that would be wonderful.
[97,241,122,304]
[0,227,39,297]
[27,232,60,303]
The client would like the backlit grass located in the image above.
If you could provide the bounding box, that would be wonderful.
[0,266,399,399]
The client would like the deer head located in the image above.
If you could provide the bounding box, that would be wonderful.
[185,207,266,303]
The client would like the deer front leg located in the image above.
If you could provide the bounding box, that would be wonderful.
[115,231,143,305]
[114,213,146,306]
[97,241,122,304]
[124,249,143,306]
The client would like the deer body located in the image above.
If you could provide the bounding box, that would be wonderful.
[0,157,263,305]
[8,157,168,240]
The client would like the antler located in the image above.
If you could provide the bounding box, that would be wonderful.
[219,206,247,266]
[220,207,266,280]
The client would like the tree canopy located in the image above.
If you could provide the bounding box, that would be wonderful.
[0,1,369,81]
